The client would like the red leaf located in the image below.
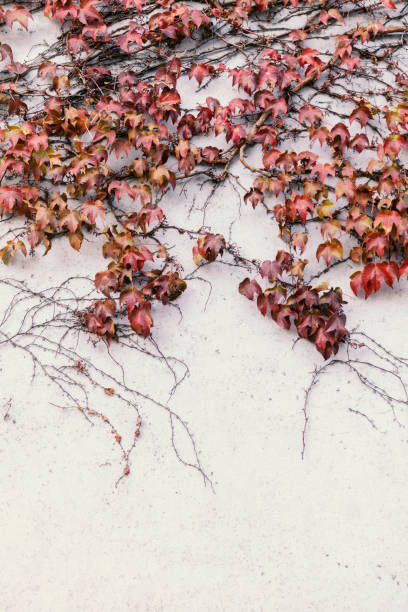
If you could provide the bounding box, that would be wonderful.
[128,303,153,338]
[272,305,297,330]
[188,63,211,85]
[349,104,373,127]
[298,104,322,125]
[262,149,281,170]
[0,186,22,213]
[143,272,187,305]
[363,232,388,258]
[82,199,106,225]
[95,270,118,297]
[311,162,335,183]
[93,299,116,320]
[36,207,56,231]
[122,246,153,271]
[108,180,135,202]
[316,239,343,266]
[120,287,145,313]
[260,260,282,281]
[229,124,246,146]
[350,270,363,296]
[290,194,314,224]
[38,61,57,80]
[355,262,400,298]
[257,287,286,316]
[309,126,329,146]
[196,233,226,262]
[350,133,369,153]
[59,210,81,233]
[244,188,264,209]
[269,97,288,119]
[331,123,350,144]
[5,6,32,30]
[238,278,262,301]
[374,210,402,235]
[325,313,348,340]
[335,180,356,202]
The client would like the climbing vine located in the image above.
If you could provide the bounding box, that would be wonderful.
[1,0,408,473]
[1,0,408,358]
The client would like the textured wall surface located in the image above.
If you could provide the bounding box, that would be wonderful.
[1,12,408,612]
[1,237,408,612]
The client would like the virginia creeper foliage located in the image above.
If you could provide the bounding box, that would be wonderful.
[1,0,408,359]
